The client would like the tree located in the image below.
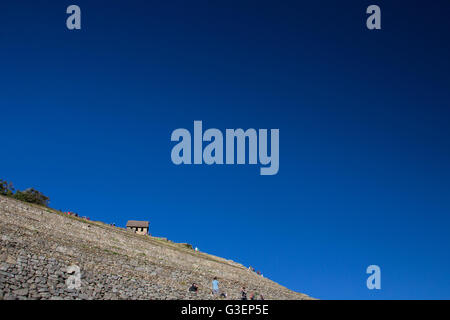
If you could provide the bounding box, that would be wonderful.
[0,179,15,196]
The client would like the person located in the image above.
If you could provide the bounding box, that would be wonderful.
[260,294,265,300]
[241,287,247,300]
[212,277,219,295]
[189,283,198,293]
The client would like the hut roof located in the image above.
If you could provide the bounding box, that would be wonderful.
[126,220,149,228]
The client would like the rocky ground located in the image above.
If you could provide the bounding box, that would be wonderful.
[0,195,313,300]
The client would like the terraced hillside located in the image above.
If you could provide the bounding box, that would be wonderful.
[0,195,312,300]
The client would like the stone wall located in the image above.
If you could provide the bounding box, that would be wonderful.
[0,195,312,300]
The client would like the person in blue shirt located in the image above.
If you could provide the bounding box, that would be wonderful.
[212,277,219,295]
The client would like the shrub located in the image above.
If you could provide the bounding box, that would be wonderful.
[13,188,50,206]
[180,243,193,250]
[1,179,50,207]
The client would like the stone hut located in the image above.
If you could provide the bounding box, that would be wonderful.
[126,220,149,235]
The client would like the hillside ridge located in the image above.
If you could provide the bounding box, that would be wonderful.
[0,195,313,300]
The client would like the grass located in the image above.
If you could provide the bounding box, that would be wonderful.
[103,248,119,255]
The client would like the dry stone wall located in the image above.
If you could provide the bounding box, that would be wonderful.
[0,195,312,300]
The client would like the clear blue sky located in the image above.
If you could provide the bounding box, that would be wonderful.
[1,1,450,299]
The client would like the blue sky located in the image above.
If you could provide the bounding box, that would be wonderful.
[1,1,450,299]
